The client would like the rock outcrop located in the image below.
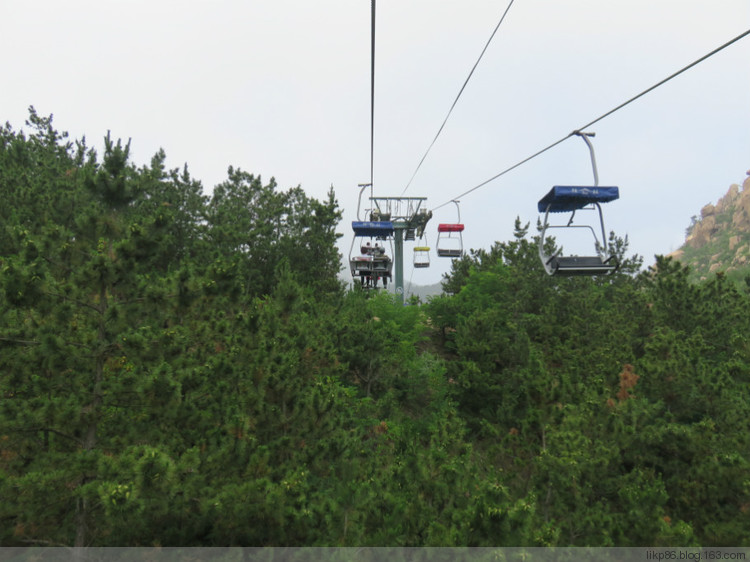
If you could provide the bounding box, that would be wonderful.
[670,171,750,280]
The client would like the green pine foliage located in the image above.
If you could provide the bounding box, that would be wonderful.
[1,109,749,547]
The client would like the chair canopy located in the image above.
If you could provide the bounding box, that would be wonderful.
[537,186,619,213]
[352,221,395,237]
[437,223,465,233]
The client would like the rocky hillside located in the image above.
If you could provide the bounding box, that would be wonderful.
[669,170,750,282]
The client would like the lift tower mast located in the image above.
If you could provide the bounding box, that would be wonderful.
[369,196,432,303]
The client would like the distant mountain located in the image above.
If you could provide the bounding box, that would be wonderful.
[405,281,444,301]
[668,170,750,282]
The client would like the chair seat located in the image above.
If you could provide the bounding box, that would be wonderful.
[437,249,462,258]
[549,256,617,276]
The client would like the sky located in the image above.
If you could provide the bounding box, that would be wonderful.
[3,1,749,292]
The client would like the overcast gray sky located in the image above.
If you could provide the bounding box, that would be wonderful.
[3,1,749,289]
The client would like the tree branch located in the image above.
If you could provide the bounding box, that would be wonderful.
[16,426,83,447]
[44,291,102,314]
[0,336,40,346]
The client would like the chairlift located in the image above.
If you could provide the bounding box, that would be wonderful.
[413,233,431,268]
[349,221,394,289]
[538,132,620,276]
[436,201,464,258]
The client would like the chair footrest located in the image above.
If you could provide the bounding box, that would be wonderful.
[550,256,617,276]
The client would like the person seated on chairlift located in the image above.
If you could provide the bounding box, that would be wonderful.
[361,241,372,255]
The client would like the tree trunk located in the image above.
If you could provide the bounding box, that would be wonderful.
[75,283,107,547]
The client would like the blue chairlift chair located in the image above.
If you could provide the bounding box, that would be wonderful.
[349,221,394,288]
[537,132,620,276]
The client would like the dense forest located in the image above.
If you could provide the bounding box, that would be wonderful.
[1,110,749,547]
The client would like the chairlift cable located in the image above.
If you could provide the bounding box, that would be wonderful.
[406,266,415,300]
[430,27,750,212]
[370,0,376,196]
[401,0,517,196]
[575,27,750,135]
